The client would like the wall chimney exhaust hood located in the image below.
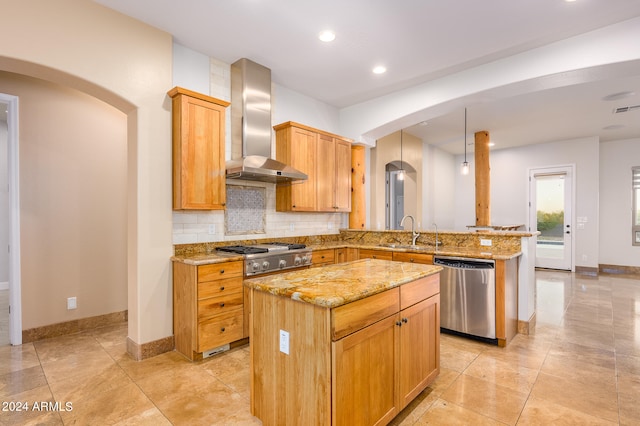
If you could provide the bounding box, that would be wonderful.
[226,58,307,183]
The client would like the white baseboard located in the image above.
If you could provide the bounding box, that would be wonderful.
[0,282,8,290]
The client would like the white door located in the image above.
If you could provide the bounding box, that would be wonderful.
[529,166,573,270]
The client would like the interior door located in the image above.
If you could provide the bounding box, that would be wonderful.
[529,166,573,270]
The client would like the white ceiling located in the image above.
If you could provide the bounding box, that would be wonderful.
[94,0,640,154]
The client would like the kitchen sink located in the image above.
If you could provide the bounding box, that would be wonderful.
[380,243,430,251]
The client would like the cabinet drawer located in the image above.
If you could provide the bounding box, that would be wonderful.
[393,252,433,265]
[331,288,399,341]
[198,291,244,321]
[359,249,393,261]
[198,276,243,300]
[312,249,335,265]
[400,274,440,310]
[197,307,244,351]
[198,261,243,282]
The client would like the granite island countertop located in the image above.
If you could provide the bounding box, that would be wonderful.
[243,258,442,309]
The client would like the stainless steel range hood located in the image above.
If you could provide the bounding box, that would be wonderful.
[227,58,307,183]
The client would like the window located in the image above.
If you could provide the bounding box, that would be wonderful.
[633,166,640,246]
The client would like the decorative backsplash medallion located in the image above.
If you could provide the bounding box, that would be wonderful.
[225,185,266,235]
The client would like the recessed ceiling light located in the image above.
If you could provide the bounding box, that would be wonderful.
[565,0,577,2]
[318,30,336,42]
[372,65,387,74]
[602,91,635,101]
[488,142,495,147]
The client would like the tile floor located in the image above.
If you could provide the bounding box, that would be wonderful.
[1,270,639,425]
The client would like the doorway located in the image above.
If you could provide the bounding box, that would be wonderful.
[0,93,20,345]
[529,166,574,270]
[386,169,404,230]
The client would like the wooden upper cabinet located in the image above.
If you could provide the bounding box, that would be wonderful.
[275,125,317,211]
[168,87,230,210]
[274,121,351,213]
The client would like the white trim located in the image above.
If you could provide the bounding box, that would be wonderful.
[1,93,22,345]
[528,164,576,271]
[0,282,7,291]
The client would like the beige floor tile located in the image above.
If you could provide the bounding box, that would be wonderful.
[425,367,459,396]
[0,384,63,426]
[463,353,539,393]
[441,373,528,425]
[0,344,40,376]
[33,333,106,363]
[0,365,47,398]
[529,372,618,423]
[389,387,439,426]
[547,340,616,370]
[39,348,117,385]
[414,398,505,425]
[617,372,640,424]
[517,396,617,425]
[540,354,616,388]
[616,353,640,376]
[115,349,196,382]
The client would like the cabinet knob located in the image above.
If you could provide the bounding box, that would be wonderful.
[373,255,377,259]
[410,258,415,263]
[402,318,408,323]
[221,327,226,332]
[396,321,402,327]
[220,286,225,291]
[220,269,225,274]
[220,303,225,308]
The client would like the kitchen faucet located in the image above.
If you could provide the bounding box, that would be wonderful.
[400,215,420,246]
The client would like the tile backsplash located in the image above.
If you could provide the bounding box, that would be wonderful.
[173,180,347,244]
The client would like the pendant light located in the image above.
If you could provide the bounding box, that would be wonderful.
[398,129,405,181]
[461,108,470,175]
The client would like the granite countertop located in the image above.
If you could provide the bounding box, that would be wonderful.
[171,251,244,265]
[172,242,521,265]
[243,258,442,308]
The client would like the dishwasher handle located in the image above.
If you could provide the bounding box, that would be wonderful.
[433,256,495,270]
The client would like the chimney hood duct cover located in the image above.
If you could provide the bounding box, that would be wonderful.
[227,58,307,183]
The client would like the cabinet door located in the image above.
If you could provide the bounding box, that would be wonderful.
[398,295,440,409]
[172,92,227,210]
[317,134,336,211]
[332,315,399,426]
[334,139,352,212]
[359,249,393,261]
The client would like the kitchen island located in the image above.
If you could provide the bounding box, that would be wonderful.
[244,259,442,426]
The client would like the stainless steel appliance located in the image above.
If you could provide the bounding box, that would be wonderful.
[217,242,312,276]
[433,256,497,343]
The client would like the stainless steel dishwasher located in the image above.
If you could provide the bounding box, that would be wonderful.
[433,256,497,343]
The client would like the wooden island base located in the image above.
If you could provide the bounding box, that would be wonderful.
[246,259,441,426]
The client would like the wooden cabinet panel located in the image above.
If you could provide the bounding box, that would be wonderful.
[312,248,335,266]
[197,307,244,352]
[359,249,393,261]
[197,276,242,299]
[398,295,440,409]
[335,247,358,264]
[197,291,244,321]
[275,125,317,211]
[198,261,243,282]
[392,251,433,265]
[400,274,439,310]
[168,87,229,210]
[332,315,399,426]
[334,139,352,212]
[331,288,399,341]
[317,134,336,212]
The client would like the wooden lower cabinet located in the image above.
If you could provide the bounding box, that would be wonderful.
[392,251,433,265]
[359,248,393,261]
[173,260,245,360]
[250,274,440,425]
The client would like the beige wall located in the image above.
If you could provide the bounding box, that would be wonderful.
[370,131,423,230]
[0,71,127,328]
[0,0,173,345]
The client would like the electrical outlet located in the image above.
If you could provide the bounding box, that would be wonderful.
[480,239,492,247]
[67,297,77,310]
[289,223,295,232]
[279,329,290,355]
[208,224,216,235]
[582,254,588,261]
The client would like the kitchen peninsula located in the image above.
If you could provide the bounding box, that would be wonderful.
[244,259,442,426]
